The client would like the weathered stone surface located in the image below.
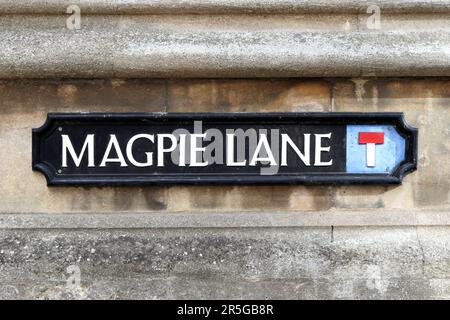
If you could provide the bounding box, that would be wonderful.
[0,226,448,299]
[167,79,331,112]
[0,78,449,213]
[0,13,448,78]
[0,77,449,299]
[0,80,167,213]
[332,79,450,209]
[1,0,448,14]
[0,210,449,229]
[165,186,333,211]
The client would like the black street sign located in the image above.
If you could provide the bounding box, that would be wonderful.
[32,113,418,185]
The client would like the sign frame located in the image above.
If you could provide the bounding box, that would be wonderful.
[32,112,418,186]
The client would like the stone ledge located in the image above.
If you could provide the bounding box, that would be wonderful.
[0,209,449,229]
[1,0,449,14]
[0,23,448,78]
[0,226,449,299]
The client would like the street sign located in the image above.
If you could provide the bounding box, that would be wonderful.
[32,113,418,185]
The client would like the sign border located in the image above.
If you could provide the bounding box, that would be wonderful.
[32,112,418,186]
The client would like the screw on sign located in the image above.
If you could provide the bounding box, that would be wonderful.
[358,132,384,167]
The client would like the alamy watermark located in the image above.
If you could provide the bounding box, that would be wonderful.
[66,5,81,30]
[366,4,381,30]
[66,264,81,291]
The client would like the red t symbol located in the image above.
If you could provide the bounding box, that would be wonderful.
[358,132,384,167]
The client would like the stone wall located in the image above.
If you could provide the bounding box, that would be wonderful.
[1,79,448,214]
[1,78,449,299]
[0,2,449,78]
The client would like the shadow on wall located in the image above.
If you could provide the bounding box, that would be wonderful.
[41,183,403,212]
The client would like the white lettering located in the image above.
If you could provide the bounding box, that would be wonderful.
[62,134,95,167]
[226,133,246,166]
[157,134,177,167]
[100,134,127,167]
[125,134,154,167]
[314,133,333,166]
[190,133,208,167]
[250,134,277,166]
[281,133,310,166]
